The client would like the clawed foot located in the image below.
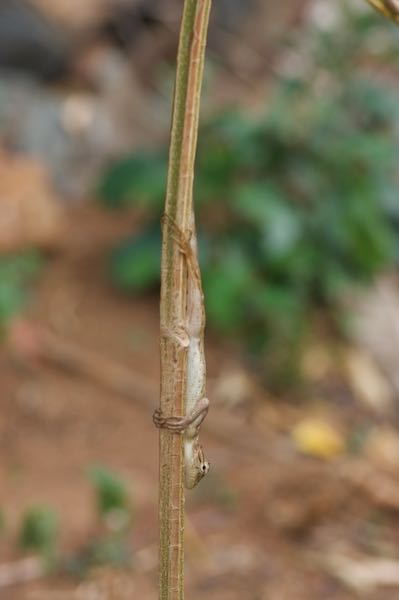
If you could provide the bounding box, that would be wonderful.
[161,213,193,257]
[153,408,187,433]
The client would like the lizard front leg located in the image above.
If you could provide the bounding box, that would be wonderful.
[153,398,210,489]
[153,396,209,434]
[153,400,210,489]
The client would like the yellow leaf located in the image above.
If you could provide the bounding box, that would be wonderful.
[345,349,393,414]
[292,417,345,459]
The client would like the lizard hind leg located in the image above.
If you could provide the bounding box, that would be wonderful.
[186,396,209,434]
[152,397,209,434]
[152,408,188,433]
[161,213,197,273]
[161,213,191,248]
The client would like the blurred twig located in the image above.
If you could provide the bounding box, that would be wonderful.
[323,553,399,593]
[366,0,399,23]
[8,320,154,403]
[0,557,43,588]
[8,320,269,458]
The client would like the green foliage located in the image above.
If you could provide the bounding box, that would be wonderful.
[18,506,58,565]
[61,466,135,577]
[98,5,399,384]
[64,535,131,577]
[0,251,43,328]
[0,509,5,533]
[109,223,161,292]
[98,151,167,210]
[11,470,134,579]
[88,465,132,531]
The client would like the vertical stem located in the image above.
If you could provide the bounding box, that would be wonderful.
[158,2,211,600]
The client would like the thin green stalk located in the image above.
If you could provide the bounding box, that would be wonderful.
[158,2,211,600]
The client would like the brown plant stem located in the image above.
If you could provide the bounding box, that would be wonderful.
[158,2,211,600]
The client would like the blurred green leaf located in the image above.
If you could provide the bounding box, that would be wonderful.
[0,251,43,326]
[110,224,161,292]
[233,183,302,258]
[97,6,399,385]
[205,249,256,333]
[88,536,131,567]
[98,152,167,209]
[19,506,58,565]
[88,466,131,529]
[0,510,5,533]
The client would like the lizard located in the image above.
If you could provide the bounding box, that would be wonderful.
[153,212,210,489]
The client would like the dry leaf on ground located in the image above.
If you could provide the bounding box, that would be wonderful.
[364,426,399,472]
[344,348,393,414]
[0,152,63,252]
[348,276,399,398]
[292,417,345,459]
[324,553,399,592]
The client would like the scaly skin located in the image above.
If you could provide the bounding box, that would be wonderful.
[154,213,209,489]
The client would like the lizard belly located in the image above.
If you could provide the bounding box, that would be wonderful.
[183,438,195,487]
[186,338,205,415]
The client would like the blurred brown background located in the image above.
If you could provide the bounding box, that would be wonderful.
[1,1,399,599]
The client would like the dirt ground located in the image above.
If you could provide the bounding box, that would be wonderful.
[1,203,399,600]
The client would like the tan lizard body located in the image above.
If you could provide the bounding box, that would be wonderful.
[153,214,209,489]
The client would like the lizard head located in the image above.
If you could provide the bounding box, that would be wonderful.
[185,443,210,489]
